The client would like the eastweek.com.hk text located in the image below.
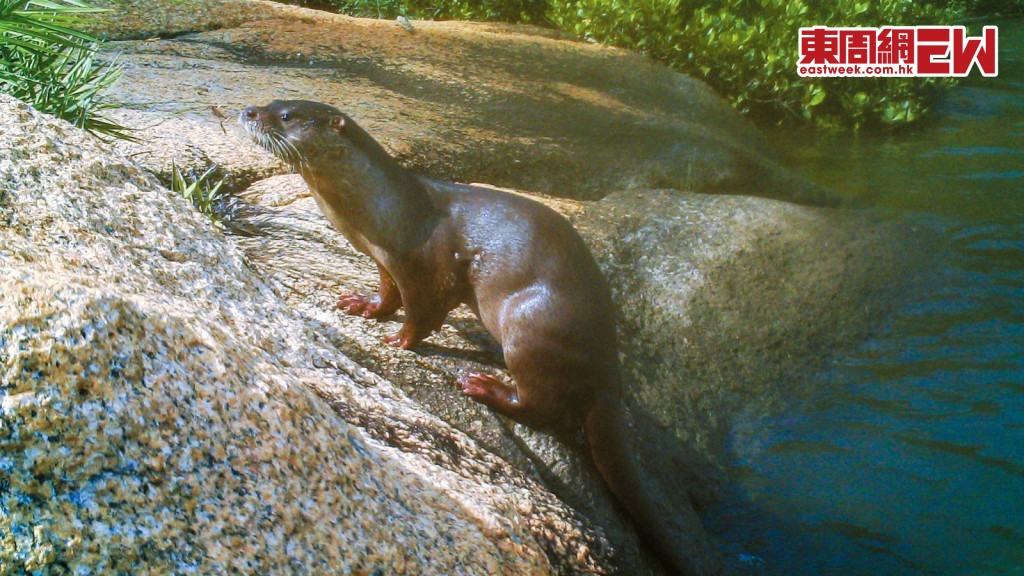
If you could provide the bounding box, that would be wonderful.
[798,26,998,78]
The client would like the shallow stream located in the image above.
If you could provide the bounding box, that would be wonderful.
[710,19,1024,576]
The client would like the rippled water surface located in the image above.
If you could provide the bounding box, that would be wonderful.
[709,20,1024,576]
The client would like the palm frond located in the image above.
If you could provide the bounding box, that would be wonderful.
[0,0,133,140]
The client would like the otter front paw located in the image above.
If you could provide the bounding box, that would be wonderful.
[338,293,388,318]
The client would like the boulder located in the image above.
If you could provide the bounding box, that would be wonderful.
[0,94,612,576]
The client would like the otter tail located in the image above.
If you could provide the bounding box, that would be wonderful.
[584,399,722,576]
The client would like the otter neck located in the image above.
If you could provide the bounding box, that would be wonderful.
[300,141,440,253]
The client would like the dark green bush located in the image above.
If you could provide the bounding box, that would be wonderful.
[944,0,1024,18]
[0,0,132,140]
[327,0,548,22]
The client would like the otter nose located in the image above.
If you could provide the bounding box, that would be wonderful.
[243,106,258,120]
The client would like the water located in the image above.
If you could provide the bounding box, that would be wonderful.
[710,20,1024,576]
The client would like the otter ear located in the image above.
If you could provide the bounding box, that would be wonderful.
[330,115,346,133]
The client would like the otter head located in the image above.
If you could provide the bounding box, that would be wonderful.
[240,100,350,169]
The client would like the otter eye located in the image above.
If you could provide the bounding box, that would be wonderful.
[281,112,291,122]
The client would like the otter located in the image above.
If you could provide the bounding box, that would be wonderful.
[241,100,720,576]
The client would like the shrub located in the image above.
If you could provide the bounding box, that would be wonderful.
[946,0,1024,18]
[325,0,549,22]
[0,0,132,140]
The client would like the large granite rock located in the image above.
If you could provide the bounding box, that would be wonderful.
[575,190,907,458]
[0,95,612,575]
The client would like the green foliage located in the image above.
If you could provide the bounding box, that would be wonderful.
[325,0,548,22]
[170,161,225,228]
[0,0,132,140]
[940,0,1024,18]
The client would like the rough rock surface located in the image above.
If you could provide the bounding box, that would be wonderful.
[94,0,834,206]
[575,191,908,456]
[87,0,287,39]
[0,95,612,575]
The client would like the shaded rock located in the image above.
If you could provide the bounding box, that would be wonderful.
[575,190,909,458]
[94,0,835,206]
[0,94,615,575]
